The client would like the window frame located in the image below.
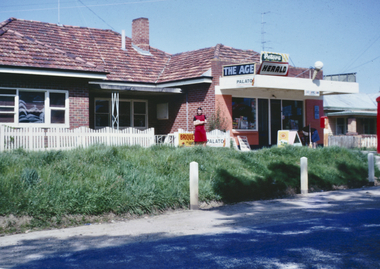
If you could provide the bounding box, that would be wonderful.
[336,117,348,135]
[0,87,69,128]
[232,97,258,131]
[94,98,148,129]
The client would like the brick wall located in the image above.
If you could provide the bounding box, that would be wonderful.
[167,84,214,133]
[305,99,324,145]
[0,74,90,129]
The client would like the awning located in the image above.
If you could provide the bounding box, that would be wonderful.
[217,74,359,95]
[89,81,182,95]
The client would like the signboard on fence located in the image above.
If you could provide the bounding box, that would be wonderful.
[277,130,302,147]
[207,130,230,147]
[175,130,230,147]
[178,133,195,147]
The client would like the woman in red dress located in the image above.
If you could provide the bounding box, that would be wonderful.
[193,107,207,146]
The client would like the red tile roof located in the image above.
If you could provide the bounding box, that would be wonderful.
[0,28,104,73]
[1,18,313,83]
[0,18,171,82]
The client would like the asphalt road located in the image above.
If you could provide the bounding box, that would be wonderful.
[1,186,380,269]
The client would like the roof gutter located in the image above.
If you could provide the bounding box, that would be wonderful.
[0,67,108,80]
[89,76,213,91]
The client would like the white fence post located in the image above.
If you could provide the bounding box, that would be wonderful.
[0,125,4,152]
[300,157,308,194]
[368,153,375,183]
[190,161,199,210]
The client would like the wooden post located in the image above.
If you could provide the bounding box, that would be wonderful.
[190,161,199,210]
[368,153,375,183]
[300,157,308,194]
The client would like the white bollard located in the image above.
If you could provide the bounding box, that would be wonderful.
[190,161,199,210]
[300,157,308,195]
[368,153,375,183]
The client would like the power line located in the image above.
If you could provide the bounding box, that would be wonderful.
[77,0,115,31]
[341,34,380,73]
[0,0,169,13]
[75,0,106,65]
[349,55,380,71]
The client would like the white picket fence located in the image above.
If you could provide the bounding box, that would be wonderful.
[0,125,155,151]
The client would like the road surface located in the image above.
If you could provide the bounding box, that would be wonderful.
[1,186,380,268]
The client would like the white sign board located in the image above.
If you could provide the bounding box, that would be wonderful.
[207,130,230,147]
[261,51,289,63]
[304,90,320,96]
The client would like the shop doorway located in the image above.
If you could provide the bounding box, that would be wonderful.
[270,99,282,146]
[258,99,304,148]
[258,99,269,147]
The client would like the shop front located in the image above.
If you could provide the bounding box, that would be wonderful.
[215,69,359,148]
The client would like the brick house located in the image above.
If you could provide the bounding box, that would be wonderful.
[0,17,358,147]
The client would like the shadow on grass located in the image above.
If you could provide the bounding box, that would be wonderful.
[213,159,370,203]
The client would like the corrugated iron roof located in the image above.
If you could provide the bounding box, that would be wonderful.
[323,93,380,110]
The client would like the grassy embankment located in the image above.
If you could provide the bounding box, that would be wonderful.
[0,145,377,234]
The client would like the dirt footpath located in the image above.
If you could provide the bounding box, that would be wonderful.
[1,186,380,250]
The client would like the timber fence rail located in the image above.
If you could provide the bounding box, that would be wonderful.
[0,125,155,151]
[328,135,377,149]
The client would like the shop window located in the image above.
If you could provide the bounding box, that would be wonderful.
[95,99,147,129]
[282,100,303,131]
[0,88,68,127]
[336,118,348,135]
[232,98,257,130]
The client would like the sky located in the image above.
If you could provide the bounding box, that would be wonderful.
[1,0,380,94]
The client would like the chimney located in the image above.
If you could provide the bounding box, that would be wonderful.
[132,17,149,52]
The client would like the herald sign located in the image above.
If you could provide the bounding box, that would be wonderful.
[258,62,289,76]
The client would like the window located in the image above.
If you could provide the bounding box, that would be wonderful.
[282,100,303,131]
[362,118,376,134]
[0,89,16,123]
[0,88,69,127]
[95,99,147,129]
[232,98,257,130]
[336,118,348,135]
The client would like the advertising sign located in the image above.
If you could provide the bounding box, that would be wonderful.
[261,51,289,63]
[207,137,226,147]
[223,63,256,77]
[178,133,194,147]
[175,130,230,147]
[278,130,290,147]
[258,62,289,76]
[277,130,302,147]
